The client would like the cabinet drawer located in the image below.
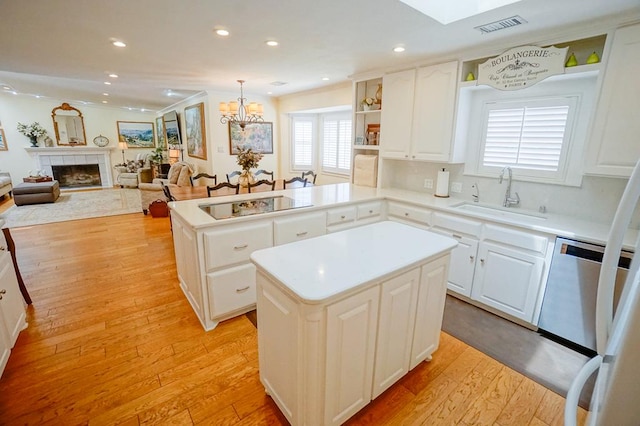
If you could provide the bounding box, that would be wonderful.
[432,212,482,237]
[357,202,382,220]
[274,212,326,245]
[483,224,549,255]
[326,206,357,226]
[204,221,273,270]
[207,263,256,319]
[387,202,431,226]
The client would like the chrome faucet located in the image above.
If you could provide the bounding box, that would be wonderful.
[498,167,520,208]
[472,182,479,203]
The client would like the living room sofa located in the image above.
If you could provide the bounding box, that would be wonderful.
[0,172,13,199]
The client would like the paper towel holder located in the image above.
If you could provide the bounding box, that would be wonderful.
[434,168,450,198]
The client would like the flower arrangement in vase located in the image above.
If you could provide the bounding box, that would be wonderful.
[17,122,47,147]
[236,148,264,187]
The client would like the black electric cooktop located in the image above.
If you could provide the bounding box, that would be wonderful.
[199,195,313,220]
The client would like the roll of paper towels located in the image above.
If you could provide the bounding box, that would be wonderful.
[435,169,450,198]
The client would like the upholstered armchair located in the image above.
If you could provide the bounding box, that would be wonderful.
[138,161,196,215]
[0,171,13,199]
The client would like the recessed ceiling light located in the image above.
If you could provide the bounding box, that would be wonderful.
[266,40,279,47]
[322,77,330,81]
[104,81,111,85]
[112,41,126,48]
[103,93,109,96]
[102,100,108,104]
[108,73,118,78]
[267,91,273,95]
[393,46,406,53]
[2,86,11,90]
[141,108,145,112]
[215,29,229,36]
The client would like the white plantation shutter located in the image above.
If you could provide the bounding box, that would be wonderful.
[480,97,576,178]
[292,117,313,169]
[322,115,352,175]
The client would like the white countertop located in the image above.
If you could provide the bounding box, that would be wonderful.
[169,182,636,249]
[250,221,458,303]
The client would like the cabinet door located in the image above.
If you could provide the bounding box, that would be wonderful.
[0,252,27,348]
[472,242,545,323]
[325,286,379,425]
[411,255,450,369]
[172,218,203,319]
[372,268,419,398]
[380,69,415,159]
[0,312,10,377]
[586,24,640,177]
[411,61,459,162]
[446,235,478,297]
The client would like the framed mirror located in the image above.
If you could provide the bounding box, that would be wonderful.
[52,103,87,146]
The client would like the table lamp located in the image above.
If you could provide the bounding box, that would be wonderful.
[169,148,181,164]
[118,141,128,164]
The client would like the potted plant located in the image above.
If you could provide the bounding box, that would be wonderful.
[150,146,165,164]
[17,122,47,147]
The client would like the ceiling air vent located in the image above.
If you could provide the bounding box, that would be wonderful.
[270,81,288,86]
[475,15,527,34]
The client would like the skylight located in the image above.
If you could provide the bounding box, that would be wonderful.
[399,0,522,24]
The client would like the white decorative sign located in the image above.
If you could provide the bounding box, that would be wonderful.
[478,45,568,90]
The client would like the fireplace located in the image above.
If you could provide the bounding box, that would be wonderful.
[26,147,115,188]
[52,164,102,188]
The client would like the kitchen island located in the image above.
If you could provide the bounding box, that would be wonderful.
[250,221,457,425]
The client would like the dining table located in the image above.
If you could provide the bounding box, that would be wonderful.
[169,180,310,201]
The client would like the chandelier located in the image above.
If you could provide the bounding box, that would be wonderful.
[219,80,264,130]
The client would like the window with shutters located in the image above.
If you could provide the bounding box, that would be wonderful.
[476,96,579,182]
[291,116,315,170]
[321,113,352,175]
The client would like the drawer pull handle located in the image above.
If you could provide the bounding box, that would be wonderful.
[340,215,346,219]
[480,258,485,265]
[369,210,373,214]
[296,231,308,237]
[470,255,475,262]
[236,286,250,293]
[452,234,462,239]
[233,244,248,250]
[404,212,409,217]
[0,289,5,300]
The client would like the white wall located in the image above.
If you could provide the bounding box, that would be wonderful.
[159,90,279,184]
[277,82,352,184]
[0,93,156,185]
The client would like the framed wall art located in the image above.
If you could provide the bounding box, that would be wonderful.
[185,102,207,160]
[155,116,165,148]
[228,122,273,155]
[116,121,155,148]
[0,128,7,151]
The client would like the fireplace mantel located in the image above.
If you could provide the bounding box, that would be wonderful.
[26,147,116,188]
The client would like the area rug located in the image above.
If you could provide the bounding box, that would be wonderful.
[0,188,141,228]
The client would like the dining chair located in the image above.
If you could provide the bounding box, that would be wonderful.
[191,172,217,186]
[207,182,240,197]
[161,181,176,202]
[255,169,274,180]
[301,170,317,184]
[247,179,276,193]
[226,171,241,183]
[283,177,308,189]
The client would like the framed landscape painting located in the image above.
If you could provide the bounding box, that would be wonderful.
[229,122,273,155]
[116,121,155,148]
[185,102,206,160]
[0,129,7,151]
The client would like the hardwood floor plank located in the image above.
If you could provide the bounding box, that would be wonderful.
[0,212,581,424]
[495,378,547,425]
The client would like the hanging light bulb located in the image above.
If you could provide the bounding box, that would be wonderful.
[219,80,264,130]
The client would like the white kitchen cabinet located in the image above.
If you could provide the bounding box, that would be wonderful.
[0,250,27,377]
[386,201,432,229]
[380,61,459,162]
[585,23,640,177]
[326,205,357,231]
[171,217,204,322]
[273,211,326,245]
[207,263,257,319]
[372,269,419,398]
[472,241,545,323]
[203,221,273,270]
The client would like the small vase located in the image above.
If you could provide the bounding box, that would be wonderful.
[362,104,372,111]
[29,136,39,147]
[238,170,255,188]
[375,83,382,106]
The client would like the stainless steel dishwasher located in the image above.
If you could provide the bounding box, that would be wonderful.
[538,237,632,354]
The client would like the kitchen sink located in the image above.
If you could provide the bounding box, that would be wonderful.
[453,203,547,221]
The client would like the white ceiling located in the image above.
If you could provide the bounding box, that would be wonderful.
[0,0,638,112]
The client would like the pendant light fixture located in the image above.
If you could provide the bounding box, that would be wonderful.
[219,80,264,130]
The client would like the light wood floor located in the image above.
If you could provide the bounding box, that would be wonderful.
[0,198,587,425]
